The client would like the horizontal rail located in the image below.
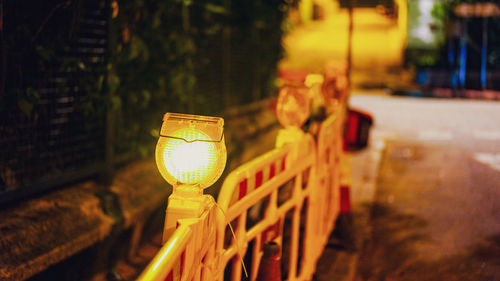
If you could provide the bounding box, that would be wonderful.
[137,225,192,281]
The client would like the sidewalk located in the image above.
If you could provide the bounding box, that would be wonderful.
[394,88,500,101]
[315,133,385,281]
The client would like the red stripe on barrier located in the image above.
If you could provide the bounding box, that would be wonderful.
[239,179,248,200]
[165,271,173,281]
[180,250,186,277]
[269,163,276,179]
[340,185,351,213]
[256,170,263,188]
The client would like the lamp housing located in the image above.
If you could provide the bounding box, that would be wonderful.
[276,86,310,128]
[155,113,226,189]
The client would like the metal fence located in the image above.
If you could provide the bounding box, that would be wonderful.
[0,0,108,204]
[0,0,285,205]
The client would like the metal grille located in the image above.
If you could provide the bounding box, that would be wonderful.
[0,0,284,205]
[0,0,107,204]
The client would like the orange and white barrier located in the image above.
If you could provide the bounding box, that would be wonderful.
[314,112,342,241]
[216,133,317,281]
[139,72,349,281]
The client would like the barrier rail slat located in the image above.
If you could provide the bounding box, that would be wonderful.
[223,157,312,222]
[216,134,317,281]
[138,199,218,281]
[137,226,192,281]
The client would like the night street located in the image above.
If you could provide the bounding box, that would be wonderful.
[350,94,500,280]
[3,1,500,280]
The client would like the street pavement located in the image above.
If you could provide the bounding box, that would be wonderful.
[348,93,500,281]
[315,130,385,281]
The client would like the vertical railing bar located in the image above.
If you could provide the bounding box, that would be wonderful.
[231,211,246,281]
[250,234,262,281]
[289,204,301,280]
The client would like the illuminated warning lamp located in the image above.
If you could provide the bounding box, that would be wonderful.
[155,113,226,189]
[304,74,324,88]
[305,74,326,109]
[276,86,310,128]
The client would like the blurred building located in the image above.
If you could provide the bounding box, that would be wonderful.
[281,0,409,88]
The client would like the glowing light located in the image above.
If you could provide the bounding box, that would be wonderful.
[155,113,226,188]
[161,129,217,185]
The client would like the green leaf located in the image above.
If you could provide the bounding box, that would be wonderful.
[153,10,163,28]
[111,95,122,110]
[18,99,34,116]
[35,46,54,61]
[108,73,121,95]
[138,145,149,158]
[128,35,150,61]
[150,128,160,137]
[97,75,105,92]
[204,4,229,15]
[140,90,151,107]
[26,88,40,100]
[129,92,139,104]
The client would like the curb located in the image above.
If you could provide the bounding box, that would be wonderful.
[315,135,386,281]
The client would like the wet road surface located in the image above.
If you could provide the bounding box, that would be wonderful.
[350,94,500,281]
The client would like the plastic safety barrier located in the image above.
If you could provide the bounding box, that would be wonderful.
[216,133,317,281]
[313,112,343,254]
[139,91,347,281]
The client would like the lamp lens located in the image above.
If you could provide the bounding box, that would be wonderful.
[155,112,226,188]
[161,128,217,185]
[276,87,310,128]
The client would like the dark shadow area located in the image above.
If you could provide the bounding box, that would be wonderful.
[356,202,429,281]
[281,208,295,280]
[356,203,500,281]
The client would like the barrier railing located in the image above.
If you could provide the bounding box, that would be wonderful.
[216,132,317,281]
[309,114,339,262]
[139,71,348,281]
[137,198,217,281]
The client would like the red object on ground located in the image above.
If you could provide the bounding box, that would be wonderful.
[257,242,282,281]
[345,111,360,145]
[344,107,374,152]
[340,185,351,214]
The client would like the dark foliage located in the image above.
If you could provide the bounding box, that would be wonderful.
[0,0,288,203]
